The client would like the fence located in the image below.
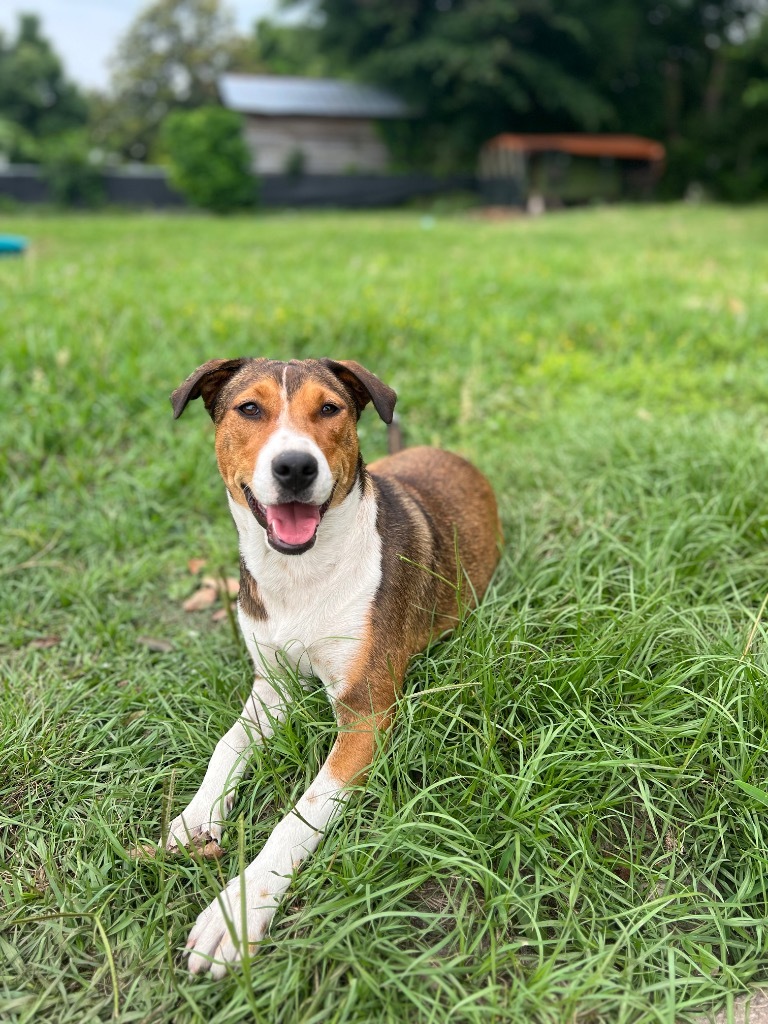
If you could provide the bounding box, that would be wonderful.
[0,164,476,209]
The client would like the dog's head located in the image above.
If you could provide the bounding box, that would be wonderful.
[171,358,396,555]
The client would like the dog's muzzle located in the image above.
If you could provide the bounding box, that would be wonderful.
[241,483,333,555]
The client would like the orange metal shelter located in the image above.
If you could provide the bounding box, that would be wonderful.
[483,133,665,163]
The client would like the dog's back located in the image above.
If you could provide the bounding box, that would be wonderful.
[369,446,500,645]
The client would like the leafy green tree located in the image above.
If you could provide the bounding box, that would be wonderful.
[101,0,237,160]
[571,0,768,198]
[0,116,39,162]
[230,18,331,77]
[0,14,87,159]
[705,14,768,199]
[293,0,768,193]
[291,0,614,171]
[161,105,256,211]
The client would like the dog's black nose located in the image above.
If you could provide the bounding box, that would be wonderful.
[272,451,318,494]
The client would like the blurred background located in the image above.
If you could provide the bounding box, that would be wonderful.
[1,0,767,209]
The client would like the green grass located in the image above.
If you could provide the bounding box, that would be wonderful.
[1,205,767,1023]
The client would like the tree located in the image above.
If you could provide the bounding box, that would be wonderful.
[291,0,614,171]
[568,0,768,197]
[161,106,256,211]
[0,13,87,159]
[230,18,331,77]
[704,13,768,199]
[101,0,237,160]
[292,0,768,193]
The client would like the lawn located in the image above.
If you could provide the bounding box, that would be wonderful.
[1,204,767,1024]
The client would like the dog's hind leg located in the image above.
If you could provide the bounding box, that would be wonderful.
[165,675,288,854]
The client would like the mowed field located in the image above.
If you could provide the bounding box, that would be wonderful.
[1,205,767,1024]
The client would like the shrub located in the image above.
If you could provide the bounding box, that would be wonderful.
[161,107,256,213]
[283,147,306,177]
[39,130,104,206]
[0,117,40,163]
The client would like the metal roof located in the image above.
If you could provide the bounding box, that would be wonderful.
[484,133,665,162]
[219,73,410,119]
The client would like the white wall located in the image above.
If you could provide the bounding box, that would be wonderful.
[244,116,390,174]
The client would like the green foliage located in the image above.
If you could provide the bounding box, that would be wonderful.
[298,0,613,172]
[99,0,236,161]
[0,13,87,160]
[1,206,768,1021]
[293,0,768,196]
[39,130,104,207]
[0,115,39,162]
[283,147,306,176]
[571,0,768,201]
[230,18,332,77]
[161,106,256,212]
[1,1,766,200]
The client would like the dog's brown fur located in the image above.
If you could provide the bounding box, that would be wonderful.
[165,357,501,975]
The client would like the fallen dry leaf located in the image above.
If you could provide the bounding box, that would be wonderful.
[28,635,61,650]
[33,865,49,894]
[188,558,207,575]
[197,840,225,860]
[182,584,218,612]
[211,608,229,623]
[182,574,239,612]
[137,636,174,653]
[129,843,159,859]
[131,837,225,860]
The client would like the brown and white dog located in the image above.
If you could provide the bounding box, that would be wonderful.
[165,357,500,977]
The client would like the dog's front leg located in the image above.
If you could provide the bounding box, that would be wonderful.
[165,676,288,853]
[185,703,390,977]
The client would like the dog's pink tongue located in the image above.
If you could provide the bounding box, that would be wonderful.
[265,502,320,546]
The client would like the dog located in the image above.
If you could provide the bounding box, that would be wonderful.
[164,357,501,977]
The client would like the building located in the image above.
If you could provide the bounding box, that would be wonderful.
[479,134,666,207]
[218,73,411,175]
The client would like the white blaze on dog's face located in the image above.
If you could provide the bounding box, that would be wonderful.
[171,358,396,556]
[247,369,337,509]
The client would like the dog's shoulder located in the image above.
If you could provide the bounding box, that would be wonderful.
[368,446,501,630]
[370,446,499,546]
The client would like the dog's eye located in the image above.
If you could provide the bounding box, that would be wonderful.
[320,403,341,417]
[238,402,262,418]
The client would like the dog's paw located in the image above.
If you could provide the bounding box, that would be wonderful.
[186,870,282,978]
[165,805,225,855]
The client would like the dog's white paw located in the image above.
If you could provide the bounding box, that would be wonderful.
[186,868,283,978]
[165,803,226,854]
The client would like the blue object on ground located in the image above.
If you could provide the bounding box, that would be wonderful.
[0,235,28,255]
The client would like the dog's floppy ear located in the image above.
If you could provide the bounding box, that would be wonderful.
[171,358,248,420]
[320,359,397,424]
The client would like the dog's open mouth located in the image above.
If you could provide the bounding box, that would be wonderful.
[241,484,332,554]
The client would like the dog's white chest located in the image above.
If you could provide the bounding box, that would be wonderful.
[238,588,372,688]
[231,487,382,691]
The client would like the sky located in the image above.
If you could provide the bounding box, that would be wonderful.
[0,0,283,91]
